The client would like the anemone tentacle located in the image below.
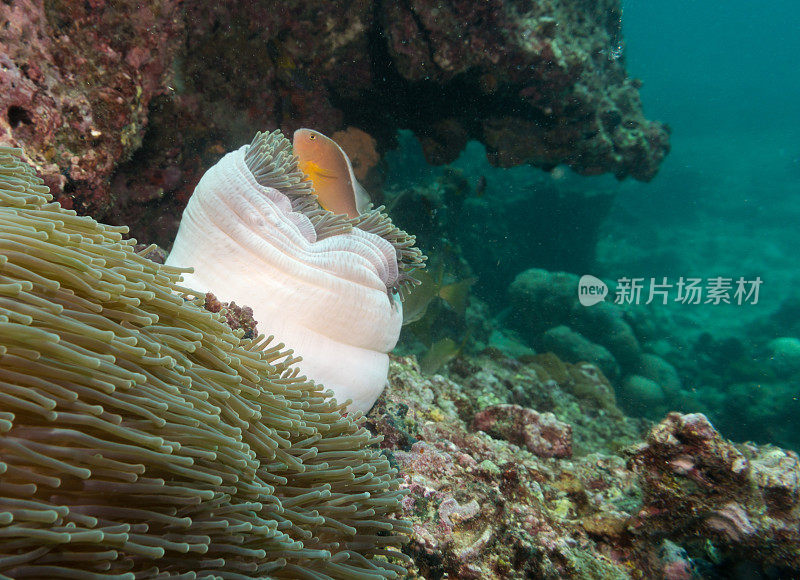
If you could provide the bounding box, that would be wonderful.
[0,146,410,578]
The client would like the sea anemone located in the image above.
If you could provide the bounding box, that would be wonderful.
[0,146,411,578]
[166,130,425,412]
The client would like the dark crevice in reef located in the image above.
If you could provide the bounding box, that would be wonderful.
[7,105,33,127]
[400,0,437,77]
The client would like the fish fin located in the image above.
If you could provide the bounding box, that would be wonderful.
[354,179,372,214]
[302,161,339,180]
[401,302,429,326]
[401,269,437,326]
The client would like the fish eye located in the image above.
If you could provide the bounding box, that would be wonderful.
[309,134,316,140]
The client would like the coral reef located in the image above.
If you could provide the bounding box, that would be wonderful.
[0,0,182,215]
[370,354,800,578]
[504,265,800,452]
[177,0,670,180]
[2,0,668,248]
[654,318,800,452]
[508,268,682,418]
[380,0,670,179]
[588,160,800,455]
[472,404,573,458]
[0,148,409,577]
[628,413,800,570]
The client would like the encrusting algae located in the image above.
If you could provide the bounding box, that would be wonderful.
[0,146,412,578]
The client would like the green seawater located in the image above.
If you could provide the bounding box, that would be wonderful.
[387,0,800,453]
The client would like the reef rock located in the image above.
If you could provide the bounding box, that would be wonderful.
[0,0,183,215]
[371,355,800,578]
[504,267,699,423]
[472,404,573,458]
[628,412,800,571]
[2,0,669,246]
[180,0,668,180]
[541,325,620,380]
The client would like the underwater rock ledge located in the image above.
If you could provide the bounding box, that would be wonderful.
[180,0,669,180]
[1,0,669,247]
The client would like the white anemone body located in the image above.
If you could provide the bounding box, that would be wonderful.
[166,146,402,412]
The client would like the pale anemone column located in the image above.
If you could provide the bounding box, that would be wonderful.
[167,130,424,412]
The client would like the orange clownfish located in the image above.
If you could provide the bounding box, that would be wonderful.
[292,128,371,219]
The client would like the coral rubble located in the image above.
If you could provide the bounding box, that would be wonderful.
[371,354,800,578]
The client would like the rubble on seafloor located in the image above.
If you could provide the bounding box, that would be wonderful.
[369,354,800,579]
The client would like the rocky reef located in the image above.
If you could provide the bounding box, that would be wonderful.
[371,354,800,578]
[1,0,668,247]
[499,266,800,454]
[385,151,800,456]
[178,0,670,181]
[506,268,685,418]
[0,0,182,216]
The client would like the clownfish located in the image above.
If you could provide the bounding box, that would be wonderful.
[292,128,371,219]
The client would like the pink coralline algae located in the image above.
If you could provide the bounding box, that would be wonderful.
[0,0,182,217]
[472,404,573,458]
[369,355,800,578]
[202,293,259,340]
